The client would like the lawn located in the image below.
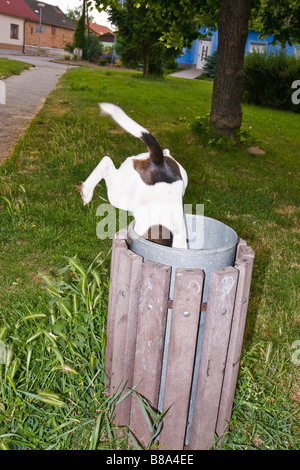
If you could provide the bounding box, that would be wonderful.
[0,67,299,450]
[0,58,33,79]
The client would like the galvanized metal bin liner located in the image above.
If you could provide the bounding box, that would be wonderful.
[128,214,238,302]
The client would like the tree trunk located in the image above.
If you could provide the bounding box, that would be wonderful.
[210,0,251,140]
[144,51,150,78]
[86,0,90,47]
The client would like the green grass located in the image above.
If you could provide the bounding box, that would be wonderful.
[0,58,33,79]
[0,67,299,450]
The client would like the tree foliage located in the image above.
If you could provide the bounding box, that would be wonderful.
[73,5,87,57]
[107,0,178,77]
[73,1,102,61]
[251,0,300,46]
[93,0,300,52]
[92,0,300,138]
[87,34,103,62]
[66,5,84,22]
[66,4,95,23]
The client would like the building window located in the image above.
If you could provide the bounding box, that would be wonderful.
[31,27,33,34]
[250,42,266,53]
[10,24,19,40]
[52,26,56,35]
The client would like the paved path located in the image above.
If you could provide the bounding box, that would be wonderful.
[169,68,203,79]
[0,54,73,164]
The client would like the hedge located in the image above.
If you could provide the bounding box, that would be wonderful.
[242,50,300,113]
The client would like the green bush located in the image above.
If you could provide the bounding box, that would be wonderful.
[73,14,87,58]
[64,42,75,53]
[98,58,108,66]
[190,112,259,149]
[202,49,217,78]
[87,34,103,63]
[242,50,300,113]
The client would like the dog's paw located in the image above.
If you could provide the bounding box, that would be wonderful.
[81,182,94,205]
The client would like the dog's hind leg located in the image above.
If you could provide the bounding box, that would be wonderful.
[81,156,115,205]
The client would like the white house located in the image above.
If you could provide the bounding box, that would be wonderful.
[0,0,39,53]
[177,27,300,69]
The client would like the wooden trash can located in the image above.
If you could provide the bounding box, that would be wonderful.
[105,216,254,450]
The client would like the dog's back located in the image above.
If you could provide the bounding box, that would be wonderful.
[100,103,186,187]
[82,104,188,248]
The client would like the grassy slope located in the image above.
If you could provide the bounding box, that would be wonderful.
[0,67,299,449]
[0,58,32,79]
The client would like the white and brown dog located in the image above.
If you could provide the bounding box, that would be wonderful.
[81,103,188,248]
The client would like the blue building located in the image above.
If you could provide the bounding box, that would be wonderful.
[176,28,300,69]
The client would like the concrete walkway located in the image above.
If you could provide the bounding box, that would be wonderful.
[169,68,203,79]
[0,54,73,164]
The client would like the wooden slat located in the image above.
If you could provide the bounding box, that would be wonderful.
[109,248,143,426]
[105,235,129,381]
[188,266,239,450]
[216,244,255,441]
[159,268,204,450]
[113,227,129,242]
[129,260,171,448]
[235,237,247,260]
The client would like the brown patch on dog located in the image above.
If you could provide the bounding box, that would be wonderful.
[133,156,182,186]
[143,225,173,246]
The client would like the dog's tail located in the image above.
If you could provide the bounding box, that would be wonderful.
[99,103,164,165]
